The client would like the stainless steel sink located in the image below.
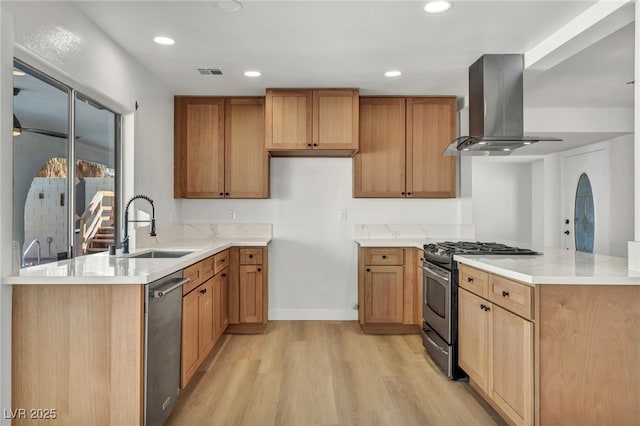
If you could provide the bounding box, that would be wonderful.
[127,250,193,259]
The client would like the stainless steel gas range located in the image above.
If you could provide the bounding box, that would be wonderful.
[421,241,539,379]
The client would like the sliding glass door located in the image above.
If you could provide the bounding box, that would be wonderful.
[12,60,120,267]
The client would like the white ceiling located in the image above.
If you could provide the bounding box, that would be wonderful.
[72,1,601,98]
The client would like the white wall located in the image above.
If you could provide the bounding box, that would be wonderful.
[471,159,534,248]
[181,158,468,319]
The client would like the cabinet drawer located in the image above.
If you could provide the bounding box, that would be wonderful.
[489,274,533,320]
[240,248,262,265]
[182,262,202,295]
[363,248,403,266]
[200,256,214,282]
[214,250,229,274]
[459,264,489,298]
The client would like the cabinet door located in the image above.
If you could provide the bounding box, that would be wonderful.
[354,97,406,197]
[219,271,230,332]
[490,305,533,426]
[364,265,404,323]
[198,280,215,358]
[174,97,225,198]
[406,97,456,198]
[265,89,312,150]
[181,289,200,388]
[239,265,263,323]
[225,98,269,198]
[313,89,358,150]
[458,288,490,392]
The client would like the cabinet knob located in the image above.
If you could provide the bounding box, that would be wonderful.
[222,273,227,277]
[366,268,370,272]
[501,290,510,297]
[219,192,223,196]
[313,143,318,147]
[221,259,225,262]
[401,192,406,195]
[225,192,229,196]
[407,192,412,196]
[307,143,312,147]
[249,254,253,259]
[467,277,474,283]
[485,305,491,312]
[564,230,570,235]
[382,255,387,259]
[200,288,207,295]
[480,304,486,310]
[257,268,262,272]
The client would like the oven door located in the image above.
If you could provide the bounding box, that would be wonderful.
[423,261,452,343]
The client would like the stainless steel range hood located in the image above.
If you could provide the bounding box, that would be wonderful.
[444,54,561,156]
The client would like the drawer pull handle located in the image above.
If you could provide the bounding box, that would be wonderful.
[502,290,510,297]
[485,305,490,311]
[200,288,207,295]
[480,304,486,310]
[249,254,253,259]
[467,277,474,283]
[382,255,387,259]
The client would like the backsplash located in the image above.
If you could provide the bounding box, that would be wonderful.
[354,224,476,240]
[136,223,273,248]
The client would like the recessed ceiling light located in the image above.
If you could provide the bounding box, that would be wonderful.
[384,70,402,78]
[423,1,453,14]
[503,148,511,151]
[523,142,532,145]
[215,1,243,13]
[153,36,175,46]
[244,71,261,77]
[12,70,26,76]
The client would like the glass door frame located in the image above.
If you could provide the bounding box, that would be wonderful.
[13,58,122,260]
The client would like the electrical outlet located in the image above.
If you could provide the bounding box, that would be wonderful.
[339,209,348,222]
[351,302,359,310]
[228,209,237,221]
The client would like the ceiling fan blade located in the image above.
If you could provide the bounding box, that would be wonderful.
[21,128,71,139]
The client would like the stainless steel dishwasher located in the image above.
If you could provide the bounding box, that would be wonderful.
[145,271,190,426]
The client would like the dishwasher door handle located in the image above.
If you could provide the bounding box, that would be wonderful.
[150,277,191,299]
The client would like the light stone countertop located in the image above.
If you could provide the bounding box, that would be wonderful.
[455,247,640,285]
[4,237,271,285]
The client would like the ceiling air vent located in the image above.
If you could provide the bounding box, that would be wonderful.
[197,68,223,76]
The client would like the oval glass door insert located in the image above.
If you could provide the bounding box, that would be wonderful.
[574,173,595,253]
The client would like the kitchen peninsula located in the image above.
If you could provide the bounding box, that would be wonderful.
[5,225,271,426]
[455,248,640,425]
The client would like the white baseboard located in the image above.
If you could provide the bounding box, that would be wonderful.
[268,309,358,321]
[629,241,640,271]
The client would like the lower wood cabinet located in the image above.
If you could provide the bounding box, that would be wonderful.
[181,250,230,389]
[358,246,422,333]
[228,246,269,333]
[364,265,404,323]
[458,265,534,426]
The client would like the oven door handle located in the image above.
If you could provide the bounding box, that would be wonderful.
[423,264,450,281]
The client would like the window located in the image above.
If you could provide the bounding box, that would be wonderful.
[13,60,120,266]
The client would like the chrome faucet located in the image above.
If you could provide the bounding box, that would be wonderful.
[22,239,41,267]
[121,194,156,254]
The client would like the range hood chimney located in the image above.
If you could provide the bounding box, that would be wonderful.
[444,54,561,156]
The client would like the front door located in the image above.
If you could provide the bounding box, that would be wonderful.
[562,148,609,254]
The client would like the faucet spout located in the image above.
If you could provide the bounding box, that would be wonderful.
[22,239,41,267]
[121,194,157,254]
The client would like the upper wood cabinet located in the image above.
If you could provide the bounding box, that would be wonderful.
[175,97,225,198]
[354,97,406,197]
[406,97,457,198]
[354,96,457,198]
[265,89,359,156]
[174,96,269,199]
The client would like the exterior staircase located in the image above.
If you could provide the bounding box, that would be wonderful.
[79,191,115,255]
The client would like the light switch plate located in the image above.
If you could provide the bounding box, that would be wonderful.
[228,209,237,221]
[339,209,348,222]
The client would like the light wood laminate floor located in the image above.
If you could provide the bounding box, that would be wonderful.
[166,321,500,426]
